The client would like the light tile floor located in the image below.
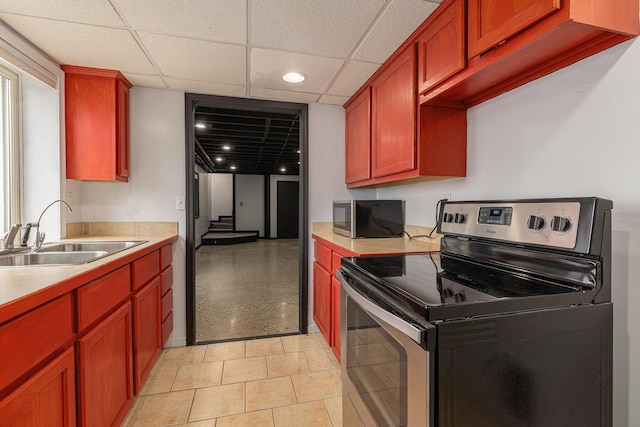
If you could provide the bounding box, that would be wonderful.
[122,333,343,427]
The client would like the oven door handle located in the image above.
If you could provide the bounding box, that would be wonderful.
[338,270,425,344]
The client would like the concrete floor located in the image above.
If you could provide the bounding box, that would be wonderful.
[195,239,300,343]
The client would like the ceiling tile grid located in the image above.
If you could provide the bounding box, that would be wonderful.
[0,0,443,105]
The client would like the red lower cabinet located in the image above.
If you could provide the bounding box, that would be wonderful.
[0,347,76,427]
[133,276,162,394]
[77,302,133,427]
[313,261,332,345]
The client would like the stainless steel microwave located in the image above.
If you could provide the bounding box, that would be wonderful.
[333,200,404,238]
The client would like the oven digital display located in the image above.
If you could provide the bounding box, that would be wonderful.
[478,207,513,225]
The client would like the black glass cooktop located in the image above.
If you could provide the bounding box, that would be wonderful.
[341,253,595,321]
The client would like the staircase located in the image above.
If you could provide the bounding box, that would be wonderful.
[208,215,233,232]
[201,216,258,245]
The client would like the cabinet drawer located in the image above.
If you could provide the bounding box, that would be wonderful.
[161,311,173,347]
[132,250,159,291]
[161,288,173,322]
[0,295,74,393]
[161,265,173,296]
[77,265,131,333]
[160,244,172,271]
[314,241,332,271]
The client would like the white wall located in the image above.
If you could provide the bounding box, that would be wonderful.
[307,103,376,332]
[269,174,300,238]
[235,174,265,236]
[22,73,65,240]
[77,87,187,347]
[377,38,640,426]
[209,173,233,221]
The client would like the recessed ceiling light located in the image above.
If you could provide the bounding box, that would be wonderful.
[230,165,237,170]
[282,72,306,83]
[195,122,206,129]
[296,150,300,153]
[215,157,223,162]
[222,145,231,150]
[280,167,286,172]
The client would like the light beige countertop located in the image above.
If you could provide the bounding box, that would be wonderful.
[311,222,440,255]
[0,234,177,323]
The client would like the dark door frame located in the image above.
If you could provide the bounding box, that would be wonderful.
[184,93,309,345]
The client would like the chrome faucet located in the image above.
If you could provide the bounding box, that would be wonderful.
[32,199,72,250]
[1,224,22,249]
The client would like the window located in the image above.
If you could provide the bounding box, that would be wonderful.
[0,63,19,233]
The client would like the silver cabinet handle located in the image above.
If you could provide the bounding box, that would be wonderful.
[338,270,425,344]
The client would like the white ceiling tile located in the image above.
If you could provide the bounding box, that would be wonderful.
[139,32,246,84]
[115,0,246,44]
[353,0,439,63]
[164,77,247,97]
[319,94,351,105]
[0,0,124,26]
[250,87,319,103]
[122,73,167,88]
[0,14,156,73]
[251,0,385,58]
[327,60,381,97]
[251,48,343,94]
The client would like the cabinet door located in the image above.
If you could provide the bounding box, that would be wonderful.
[77,302,133,427]
[331,276,341,362]
[0,348,76,427]
[417,0,466,94]
[133,276,162,394]
[116,79,130,180]
[313,261,332,345]
[468,0,561,58]
[371,46,417,179]
[345,88,371,184]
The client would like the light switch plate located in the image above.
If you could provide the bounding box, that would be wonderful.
[176,195,185,210]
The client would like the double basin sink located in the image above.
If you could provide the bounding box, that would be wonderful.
[0,241,146,267]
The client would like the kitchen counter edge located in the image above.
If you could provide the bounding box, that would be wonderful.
[311,222,440,256]
[0,234,178,324]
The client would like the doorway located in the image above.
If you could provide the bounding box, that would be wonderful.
[185,94,309,345]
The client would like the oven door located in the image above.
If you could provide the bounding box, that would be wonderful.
[338,270,435,427]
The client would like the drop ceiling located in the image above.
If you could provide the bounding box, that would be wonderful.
[0,0,443,105]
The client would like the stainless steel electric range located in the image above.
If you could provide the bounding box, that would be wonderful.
[338,197,613,427]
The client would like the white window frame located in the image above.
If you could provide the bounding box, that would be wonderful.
[0,62,21,233]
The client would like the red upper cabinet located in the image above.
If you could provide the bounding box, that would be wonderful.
[468,0,561,58]
[423,0,639,106]
[344,88,371,184]
[417,0,466,94]
[371,45,417,179]
[62,65,132,182]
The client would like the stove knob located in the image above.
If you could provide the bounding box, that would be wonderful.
[443,213,453,223]
[454,213,465,224]
[551,216,571,232]
[527,215,545,230]
[442,288,454,298]
[454,292,466,303]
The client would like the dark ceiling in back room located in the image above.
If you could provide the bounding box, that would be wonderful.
[194,107,300,176]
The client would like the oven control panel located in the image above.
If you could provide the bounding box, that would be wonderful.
[439,201,581,249]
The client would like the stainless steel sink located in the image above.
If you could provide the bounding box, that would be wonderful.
[0,240,147,267]
[36,241,145,253]
[0,251,109,266]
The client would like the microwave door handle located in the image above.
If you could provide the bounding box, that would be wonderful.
[338,270,424,344]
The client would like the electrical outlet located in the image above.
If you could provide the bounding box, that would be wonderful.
[176,195,185,211]
[442,193,451,201]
